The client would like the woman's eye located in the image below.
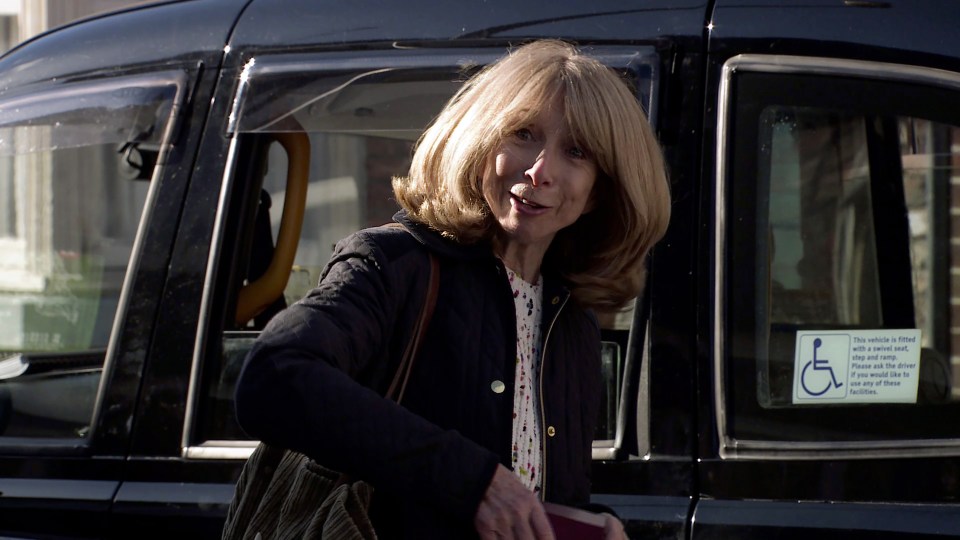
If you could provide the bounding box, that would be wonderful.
[513,128,533,141]
[567,146,586,159]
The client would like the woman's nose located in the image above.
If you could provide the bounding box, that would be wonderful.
[524,149,555,186]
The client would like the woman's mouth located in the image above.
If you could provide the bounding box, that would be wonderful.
[510,193,549,214]
[512,193,545,208]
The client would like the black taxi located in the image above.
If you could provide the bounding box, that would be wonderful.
[0,0,958,537]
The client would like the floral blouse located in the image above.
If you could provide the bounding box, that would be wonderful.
[506,267,544,494]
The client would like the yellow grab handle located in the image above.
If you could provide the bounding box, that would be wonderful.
[235,131,310,326]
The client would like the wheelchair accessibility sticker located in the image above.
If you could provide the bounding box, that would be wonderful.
[793,330,921,404]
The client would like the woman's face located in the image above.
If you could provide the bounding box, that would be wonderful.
[481,101,598,256]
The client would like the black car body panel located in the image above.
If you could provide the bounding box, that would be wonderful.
[0,0,958,538]
[229,0,706,49]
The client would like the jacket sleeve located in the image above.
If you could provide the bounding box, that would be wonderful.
[234,231,499,523]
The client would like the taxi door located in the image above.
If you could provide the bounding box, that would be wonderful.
[695,1,960,537]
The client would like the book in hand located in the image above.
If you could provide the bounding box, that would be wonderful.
[543,502,606,540]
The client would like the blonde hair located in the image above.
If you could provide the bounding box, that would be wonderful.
[393,40,671,311]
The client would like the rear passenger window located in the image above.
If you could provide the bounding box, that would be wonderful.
[720,58,960,451]
[0,75,183,441]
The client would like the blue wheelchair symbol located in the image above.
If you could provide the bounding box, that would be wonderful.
[800,338,844,396]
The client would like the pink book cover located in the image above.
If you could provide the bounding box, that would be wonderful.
[543,502,606,540]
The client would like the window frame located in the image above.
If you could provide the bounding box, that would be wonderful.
[714,54,960,460]
[0,71,187,452]
[182,46,661,461]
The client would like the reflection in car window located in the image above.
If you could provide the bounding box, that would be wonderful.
[0,75,181,440]
[726,70,960,445]
[762,109,955,403]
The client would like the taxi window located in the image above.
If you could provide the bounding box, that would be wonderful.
[187,48,659,458]
[720,59,960,451]
[0,75,183,442]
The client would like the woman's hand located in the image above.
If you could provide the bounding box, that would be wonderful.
[474,465,555,539]
[602,513,627,540]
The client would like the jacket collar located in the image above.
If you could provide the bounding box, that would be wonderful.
[393,210,494,261]
[393,210,575,309]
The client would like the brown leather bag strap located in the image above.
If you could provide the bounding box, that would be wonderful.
[385,251,439,404]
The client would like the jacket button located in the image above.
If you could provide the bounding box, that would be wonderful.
[547,426,556,437]
[551,296,560,305]
[491,380,505,394]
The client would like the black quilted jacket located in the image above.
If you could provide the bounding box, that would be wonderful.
[235,211,602,538]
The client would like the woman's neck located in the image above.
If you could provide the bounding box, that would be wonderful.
[495,238,546,285]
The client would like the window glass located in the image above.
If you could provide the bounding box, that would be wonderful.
[204,65,464,444]
[0,76,181,440]
[727,72,960,443]
[198,52,657,448]
[203,129,417,442]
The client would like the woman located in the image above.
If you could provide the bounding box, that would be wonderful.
[235,39,671,539]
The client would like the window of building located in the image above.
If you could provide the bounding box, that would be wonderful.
[0,10,17,54]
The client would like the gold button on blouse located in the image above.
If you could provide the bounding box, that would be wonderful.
[491,380,505,394]
[547,426,556,437]
[551,296,560,305]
